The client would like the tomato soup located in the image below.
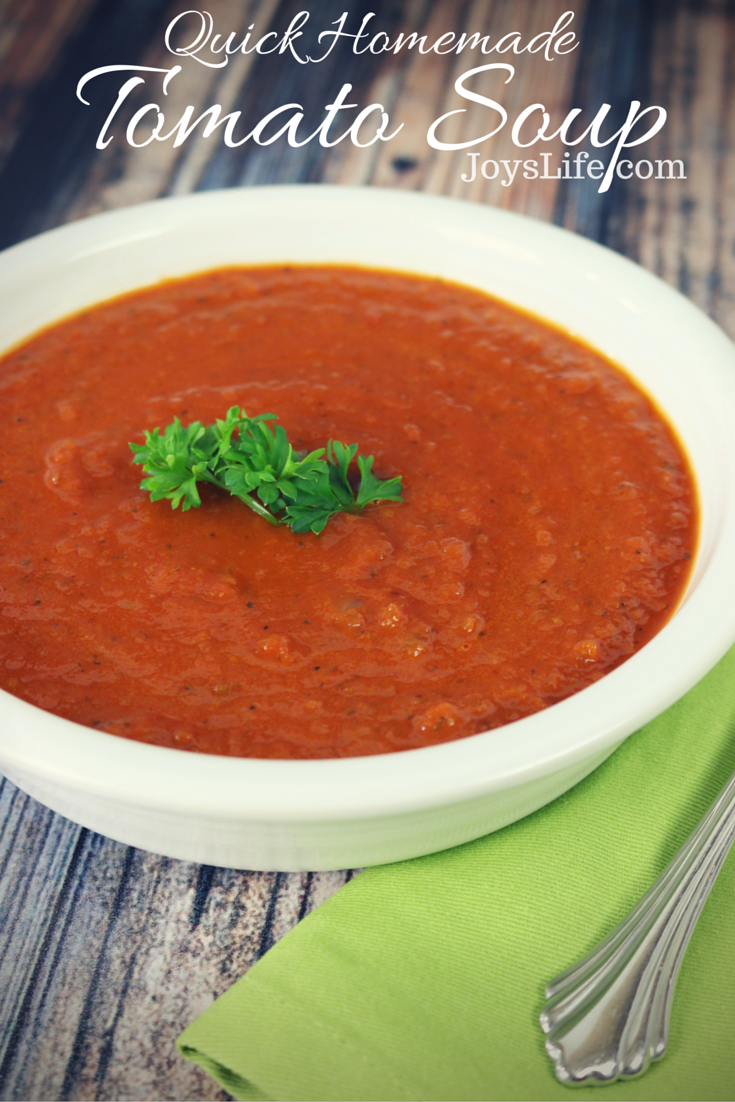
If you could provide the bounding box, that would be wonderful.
[0,267,696,757]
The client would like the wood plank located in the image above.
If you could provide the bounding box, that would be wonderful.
[67,0,282,217]
[0,0,176,249]
[552,0,659,247]
[326,0,471,189]
[635,0,735,337]
[0,780,355,1100]
[327,0,587,218]
[196,0,415,191]
[0,0,98,172]
[423,0,583,216]
[0,783,84,1075]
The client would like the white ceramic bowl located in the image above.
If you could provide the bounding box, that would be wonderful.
[2,186,735,871]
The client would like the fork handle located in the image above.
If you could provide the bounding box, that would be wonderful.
[539,768,735,1085]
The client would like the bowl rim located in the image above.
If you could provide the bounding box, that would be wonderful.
[2,184,735,823]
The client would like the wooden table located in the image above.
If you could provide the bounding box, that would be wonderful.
[1,1,733,1098]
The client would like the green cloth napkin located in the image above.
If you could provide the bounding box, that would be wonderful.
[178,647,735,1101]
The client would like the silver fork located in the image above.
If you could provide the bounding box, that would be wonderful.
[540,767,735,1086]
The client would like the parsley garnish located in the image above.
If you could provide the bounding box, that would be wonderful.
[129,406,403,534]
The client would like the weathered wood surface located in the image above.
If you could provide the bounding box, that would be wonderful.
[0,1,734,1098]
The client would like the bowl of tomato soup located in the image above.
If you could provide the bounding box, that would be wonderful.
[1,187,735,871]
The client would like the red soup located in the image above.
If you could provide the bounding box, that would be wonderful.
[0,267,696,758]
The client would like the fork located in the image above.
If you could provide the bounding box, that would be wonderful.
[540,767,735,1085]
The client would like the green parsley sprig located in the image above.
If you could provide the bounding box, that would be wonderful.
[129,406,403,535]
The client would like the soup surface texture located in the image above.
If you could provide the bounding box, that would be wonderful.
[0,267,696,758]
